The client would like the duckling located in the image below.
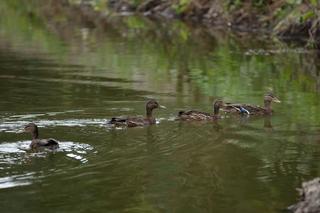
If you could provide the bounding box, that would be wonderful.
[177,100,225,121]
[24,123,59,149]
[108,100,166,127]
[222,92,281,115]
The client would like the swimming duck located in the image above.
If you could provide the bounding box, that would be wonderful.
[177,100,225,121]
[222,92,281,115]
[108,100,166,127]
[24,123,59,149]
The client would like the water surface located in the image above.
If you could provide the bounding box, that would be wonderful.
[0,1,320,213]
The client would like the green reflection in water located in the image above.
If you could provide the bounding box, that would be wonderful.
[0,1,320,213]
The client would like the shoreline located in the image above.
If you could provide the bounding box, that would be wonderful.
[65,0,320,47]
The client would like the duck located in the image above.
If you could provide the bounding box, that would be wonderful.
[108,99,166,127]
[176,100,225,121]
[222,92,281,115]
[24,123,59,149]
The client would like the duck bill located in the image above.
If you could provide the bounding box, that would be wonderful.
[272,97,281,103]
[159,105,166,109]
[17,129,26,133]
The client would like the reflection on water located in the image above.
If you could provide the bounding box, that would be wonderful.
[0,172,35,189]
[0,0,320,213]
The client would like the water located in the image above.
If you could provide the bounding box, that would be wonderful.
[1,1,320,212]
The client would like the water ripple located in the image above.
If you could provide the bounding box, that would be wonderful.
[0,141,95,166]
[0,119,108,133]
[0,172,36,189]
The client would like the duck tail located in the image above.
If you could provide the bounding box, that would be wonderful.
[45,139,59,149]
[178,111,185,116]
[108,117,127,124]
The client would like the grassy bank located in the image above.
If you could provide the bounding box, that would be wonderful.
[67,0,320,47]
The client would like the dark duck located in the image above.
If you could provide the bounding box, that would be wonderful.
[177,100,225,121]
[24,123,59,149]
[222,92,281,115]
[108,100,166,127]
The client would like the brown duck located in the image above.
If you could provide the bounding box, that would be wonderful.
[177,100,225,121]
[108,100,166,127]
[222,92,281,115]
[24,123,59,149]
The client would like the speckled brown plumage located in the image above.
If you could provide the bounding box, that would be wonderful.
[177,100,224,121]
[108,100,166,127]
[24,123,59,149]
[222,92,281,115]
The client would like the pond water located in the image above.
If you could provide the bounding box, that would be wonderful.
[1,1,320,213]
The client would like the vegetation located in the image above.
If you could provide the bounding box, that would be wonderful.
[64,0,320,47]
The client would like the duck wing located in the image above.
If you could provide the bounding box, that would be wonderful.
[31,138,59,149]
[126,117,146,127]
[222,103,265,115]
[221,103,242,114]
[109,116,149,127]
[40,138,59,146]
[108,117,128,126]
[240,104,265,115]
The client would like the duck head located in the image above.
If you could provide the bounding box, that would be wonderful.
[146,100,166,117]
[264,92,281,112]
[24,123,39,139]
[264,92,281,104]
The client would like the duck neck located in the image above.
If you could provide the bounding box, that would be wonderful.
[146,107,154,119]
[32,128,39,139]
[264,100,272,113]
[213,105,220,116]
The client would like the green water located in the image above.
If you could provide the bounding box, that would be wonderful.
[1,1,320,213]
